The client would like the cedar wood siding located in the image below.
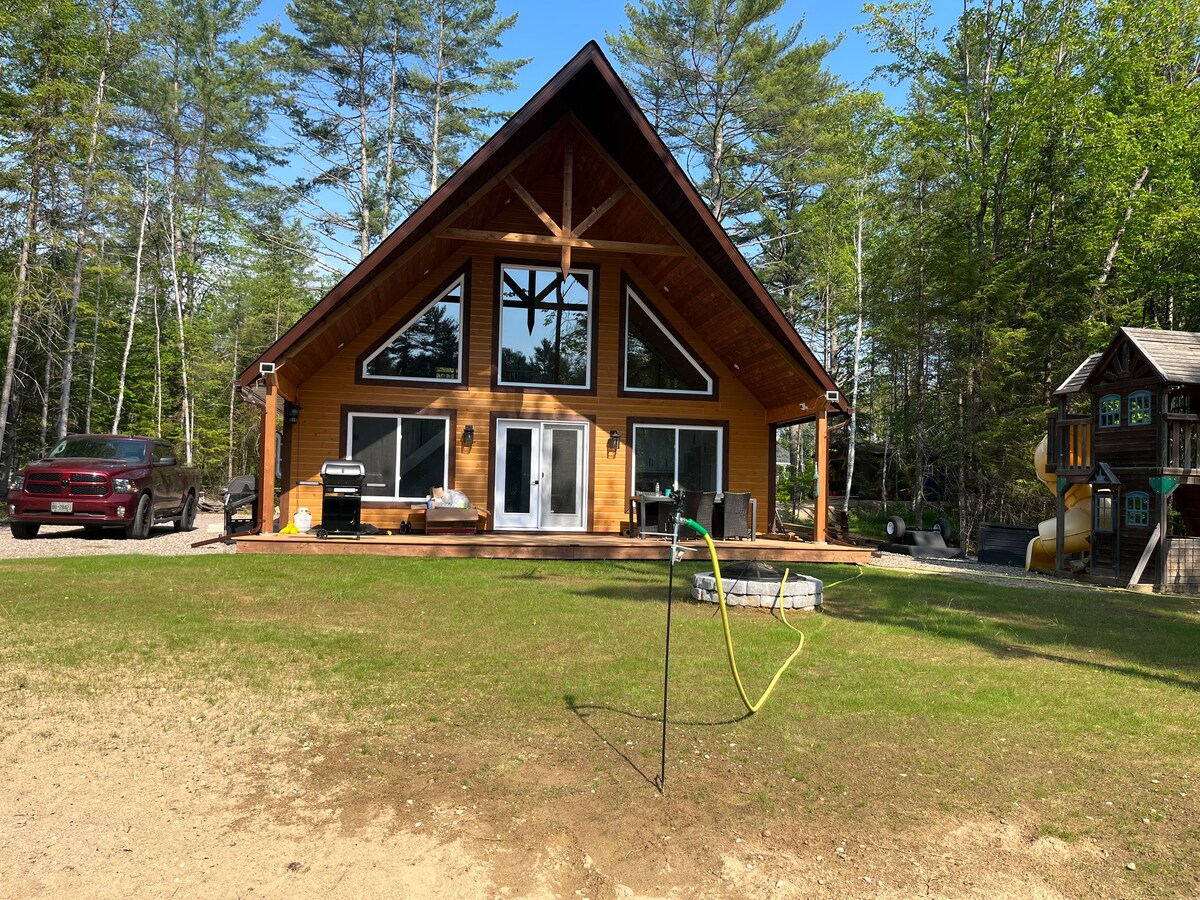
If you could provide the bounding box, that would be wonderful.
[250,45,845,535]
[284,242,771,533]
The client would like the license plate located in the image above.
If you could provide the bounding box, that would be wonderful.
[51,501,74,513]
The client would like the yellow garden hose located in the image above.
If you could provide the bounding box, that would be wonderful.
[683,517,806,714]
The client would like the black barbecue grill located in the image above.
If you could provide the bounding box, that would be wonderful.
[318,459,366,539]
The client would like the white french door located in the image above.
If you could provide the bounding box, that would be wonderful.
[494,420,588,531]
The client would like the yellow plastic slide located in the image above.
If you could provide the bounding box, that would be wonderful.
[1026,436,1091,571]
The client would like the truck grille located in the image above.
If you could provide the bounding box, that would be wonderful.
[25,472,110,497]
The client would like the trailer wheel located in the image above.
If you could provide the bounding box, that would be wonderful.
[932,517,954,542]
[885,515,907,539]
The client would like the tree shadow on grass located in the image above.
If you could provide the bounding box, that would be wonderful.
[563,693,750,791]
[822,571,1200,692]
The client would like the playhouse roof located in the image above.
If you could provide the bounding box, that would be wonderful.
[1120,328,1200,385]
[1053,353,1102,396]
[1057,328,1200,397]
[236,42,846,419]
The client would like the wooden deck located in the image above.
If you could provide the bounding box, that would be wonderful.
[233,530,877,563]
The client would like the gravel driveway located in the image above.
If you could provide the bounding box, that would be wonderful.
[0,512,234,560]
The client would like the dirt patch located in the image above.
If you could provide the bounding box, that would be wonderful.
[0,681,1138,898]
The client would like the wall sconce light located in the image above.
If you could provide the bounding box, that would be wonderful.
[462,424,475,448]
[607,429,621,452]
[287,403,302,425]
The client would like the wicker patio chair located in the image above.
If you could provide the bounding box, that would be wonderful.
[682,490,716,537]
[721,491,752,540]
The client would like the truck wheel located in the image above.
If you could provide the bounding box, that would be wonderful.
[174,494,197,532]
[10,522,40,540]
[885,515,907,540]
[125,494,153,539]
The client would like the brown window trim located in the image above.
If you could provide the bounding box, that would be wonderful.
[490,256,599,396]
[618,272,718,401]
[355,262,472,390]
[340,404,458,506]
[625,416,731,496]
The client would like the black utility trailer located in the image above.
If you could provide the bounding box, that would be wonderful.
[318,459,366,539]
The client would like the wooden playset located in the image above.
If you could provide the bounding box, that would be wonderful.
[1037,327,1200,593]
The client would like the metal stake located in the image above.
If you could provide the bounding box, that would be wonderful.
[657,499,685,793]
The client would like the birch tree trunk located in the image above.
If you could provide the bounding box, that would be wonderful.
[0,142,44,469]
[1093,165,1150,306]
[85,234,104,432]
[166,193,193,462]
[112,160,154,433]
[55,1,113,441]
[843,205,866,514]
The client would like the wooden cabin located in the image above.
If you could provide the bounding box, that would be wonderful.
[237,43,847,546]
[1044,327,1200,592]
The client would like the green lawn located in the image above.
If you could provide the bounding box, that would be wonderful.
[2,554,1198,894]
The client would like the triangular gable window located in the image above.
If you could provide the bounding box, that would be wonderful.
[362,270,467,382]
[622,282,713,396]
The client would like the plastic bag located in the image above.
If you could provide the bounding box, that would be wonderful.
[438,488,470,508]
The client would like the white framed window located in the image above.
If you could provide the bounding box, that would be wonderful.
[347,412,449,501]
[497,263,593,389]
[631,424,722,494]
[362,274,464,382]
[623,286,712,395]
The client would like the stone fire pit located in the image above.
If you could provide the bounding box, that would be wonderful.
[691,560,822,610]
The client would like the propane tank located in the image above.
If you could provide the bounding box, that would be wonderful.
[294,507,312,532]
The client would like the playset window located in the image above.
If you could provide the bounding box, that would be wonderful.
[1093,490,1114,533]
[1125,492,1150,527]
[1128,391,1152,426]
[1098,395,1121,428]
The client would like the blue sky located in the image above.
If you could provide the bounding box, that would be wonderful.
[257,0,962,109]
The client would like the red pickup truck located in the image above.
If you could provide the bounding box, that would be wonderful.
[6,435,201,540]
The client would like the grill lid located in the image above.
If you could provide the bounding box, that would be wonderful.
[320,459,366,479]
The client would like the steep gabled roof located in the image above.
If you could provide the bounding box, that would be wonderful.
[1121,328,1200,385]
[1078,327,1200,393]
[240,42,844,416]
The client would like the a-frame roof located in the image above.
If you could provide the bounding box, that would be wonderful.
[240,41,845,418]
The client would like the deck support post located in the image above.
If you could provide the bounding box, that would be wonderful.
[258,372,278,532]
[814,402,829,543]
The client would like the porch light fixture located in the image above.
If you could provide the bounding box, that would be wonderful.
[607,430,621,452]
[462,424,475,448]
[287,403,302,425]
